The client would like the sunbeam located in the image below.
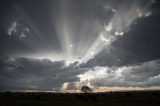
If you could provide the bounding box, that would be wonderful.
[3,0,155,61]
[9,0,153,67]
[1,0,159,92]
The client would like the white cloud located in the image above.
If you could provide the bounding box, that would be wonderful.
[105,23,112,32]
[19,33,27,39]
[81,0,154,64]
[77,59,160,88]
[145,11,152,17]
[7,21,30,39]
[7,22,17,35]
[60,82,69,91]
[115,31,124,36]
[104,5,117,13]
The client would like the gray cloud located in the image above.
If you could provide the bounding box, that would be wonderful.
[80,59,160,88]
[0,57,89,91]
[0,0,160,92]
[82,3,160,68]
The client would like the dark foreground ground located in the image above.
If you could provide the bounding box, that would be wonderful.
[0,91,160,106]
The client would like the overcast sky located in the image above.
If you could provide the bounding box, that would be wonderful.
[0,0,160,92]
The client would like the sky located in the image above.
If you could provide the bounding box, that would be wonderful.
[0,0,160,92]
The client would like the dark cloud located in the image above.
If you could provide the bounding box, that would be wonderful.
[0,57,89,91]
[89,59,160,87]
[83,3,160,68]
[0,0,160,91]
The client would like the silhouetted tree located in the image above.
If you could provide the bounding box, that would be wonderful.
[81,86,93,93]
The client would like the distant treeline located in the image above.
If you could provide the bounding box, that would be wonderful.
[0,91,160,106]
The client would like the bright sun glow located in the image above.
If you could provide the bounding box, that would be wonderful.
[18,0,153,69]
[2,0,159,92]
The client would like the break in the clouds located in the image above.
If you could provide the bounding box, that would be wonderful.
[0,57,160,92]
[0,0,160,92]
[78,59,160,88]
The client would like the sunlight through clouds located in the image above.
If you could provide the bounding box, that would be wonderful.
[7,0,154,67]
[76,59,160,90]
[1,0,159,92]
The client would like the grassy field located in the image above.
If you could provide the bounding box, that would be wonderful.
[0,91,160,106]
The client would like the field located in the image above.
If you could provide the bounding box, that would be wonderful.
[0,91,160,106]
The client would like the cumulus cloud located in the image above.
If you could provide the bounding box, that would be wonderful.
[77,59,160,89]
[105,23,113,32]
[115,31,124,36]
[103,5,117,13]
[0,57,88,92]
[83,2,160,68]
[7,22,17,35]
[80,0,155,63]
[0,56,159,92]
[7,21,30,39]
[0,0,160,92]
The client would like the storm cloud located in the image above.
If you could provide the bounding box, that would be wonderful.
[0,57,89,91]
[0,0,160,92]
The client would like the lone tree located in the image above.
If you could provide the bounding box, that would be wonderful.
[81,86,93,93]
